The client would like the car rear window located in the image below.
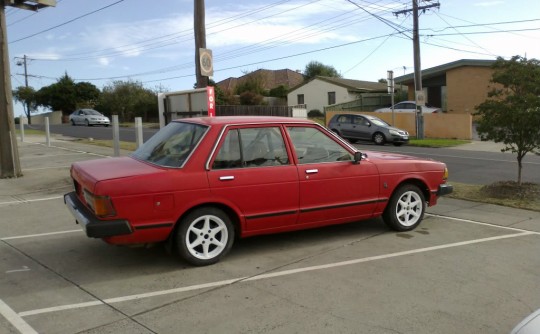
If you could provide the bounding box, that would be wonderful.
[131,122,208,168]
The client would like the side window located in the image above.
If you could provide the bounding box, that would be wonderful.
[212,127,289,169]
[212,130,242,169]
[240,127,289,167]
[353,116,367,125]
[287,126,352,164]
[337,115,350,123]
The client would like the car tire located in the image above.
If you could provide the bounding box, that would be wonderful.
[373,132,386,145]
[71,120,76,126]
[382,184,425,231]
[85,120,91,127]
[175,207,235,266]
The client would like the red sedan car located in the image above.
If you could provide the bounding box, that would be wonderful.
[64,116,452,266]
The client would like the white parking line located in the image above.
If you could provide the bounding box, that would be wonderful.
[1,230,81,241]
[0,299,38,334]
[426,213,540,234]
[17,230,535,318]
[0,195,64,206]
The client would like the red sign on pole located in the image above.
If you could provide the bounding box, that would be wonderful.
[207,86,215,117]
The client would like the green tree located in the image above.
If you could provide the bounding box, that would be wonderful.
[269,85,288,98]
[97,80,158,122]
[35,73,100,118]
[12,86,37,124]
[234,71,266,105]
[475,56,540,184]
[303,61,341,81]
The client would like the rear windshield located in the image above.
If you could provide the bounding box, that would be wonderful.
[131,122,208,168]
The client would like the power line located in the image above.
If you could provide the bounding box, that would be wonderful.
[8,0,126,44]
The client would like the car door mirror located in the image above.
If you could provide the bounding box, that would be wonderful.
[353,151,362,164]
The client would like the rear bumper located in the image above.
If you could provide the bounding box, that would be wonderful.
[64,192,132,238]
[437,184,453,196]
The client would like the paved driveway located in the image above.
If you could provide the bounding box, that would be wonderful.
[1,137,540,334]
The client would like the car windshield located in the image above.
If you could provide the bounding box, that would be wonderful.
[368,117,389,127]
[131,121,208,168]
[85,109,102,115]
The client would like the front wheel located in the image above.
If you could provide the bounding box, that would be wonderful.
[373,132,386,145]
[175,207,234,266]
[383,184,425,231]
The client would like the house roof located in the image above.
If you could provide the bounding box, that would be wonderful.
[290,76,388,92]
[396,59,496,84]
[216,69,304,93]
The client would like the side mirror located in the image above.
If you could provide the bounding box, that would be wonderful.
[353,151,362,164]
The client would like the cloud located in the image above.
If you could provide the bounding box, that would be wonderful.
[473,1,504,7]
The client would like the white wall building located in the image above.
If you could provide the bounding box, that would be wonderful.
[287,76,388,113]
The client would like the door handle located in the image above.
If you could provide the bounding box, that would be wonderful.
[219,176,235,181]
[305,169,318,174]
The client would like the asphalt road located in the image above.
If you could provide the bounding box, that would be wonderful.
[29,123,540,186]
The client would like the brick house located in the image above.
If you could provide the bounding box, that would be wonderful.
[217,69,305,95]
[396,59,496,114]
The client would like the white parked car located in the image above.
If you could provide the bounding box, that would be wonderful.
[375,101,441,114]
[69,109,110,127]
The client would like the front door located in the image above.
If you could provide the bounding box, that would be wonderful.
[286,126,380,226]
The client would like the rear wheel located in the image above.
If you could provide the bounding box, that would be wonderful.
[383,184,425,231]
[373,132,386,145]
[175,207,234,266]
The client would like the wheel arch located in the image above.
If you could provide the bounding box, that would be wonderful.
[393,178,431,204]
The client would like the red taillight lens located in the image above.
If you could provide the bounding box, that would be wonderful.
[83,190,116,217]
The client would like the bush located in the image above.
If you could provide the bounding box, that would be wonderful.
[308,109,323,118]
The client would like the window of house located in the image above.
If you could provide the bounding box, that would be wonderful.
[297,94,305,105]
[328,92,336,105]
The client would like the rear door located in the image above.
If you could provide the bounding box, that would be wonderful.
[351,115,372,140]
[286,125,380,226]
[207,125,299,233]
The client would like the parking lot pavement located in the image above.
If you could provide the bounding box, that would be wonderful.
[1,135,540,333]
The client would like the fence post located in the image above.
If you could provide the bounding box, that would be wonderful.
[135,117,143,148]
[112,115,120,157]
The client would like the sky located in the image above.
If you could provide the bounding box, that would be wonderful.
[5,0,540,117]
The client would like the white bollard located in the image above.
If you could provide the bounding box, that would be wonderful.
[19,116,25,142]
[45,117,51,147]
[135,117,143,148]
[112,115,120,157]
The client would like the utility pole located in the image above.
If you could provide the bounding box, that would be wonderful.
[194,0,208,88]
[1,0,56,178]
[0,4,21,178]
[15,54,31,124]
[394,1,440,139]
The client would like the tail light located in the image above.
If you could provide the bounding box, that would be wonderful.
[83,189,116,217]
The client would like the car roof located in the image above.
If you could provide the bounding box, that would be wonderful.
[172,116,316,126]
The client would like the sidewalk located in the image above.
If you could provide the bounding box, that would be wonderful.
[2,134,540,234]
